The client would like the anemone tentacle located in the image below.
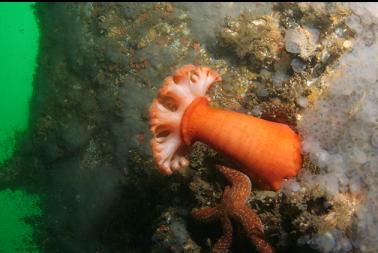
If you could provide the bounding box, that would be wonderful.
[149,65,221,174]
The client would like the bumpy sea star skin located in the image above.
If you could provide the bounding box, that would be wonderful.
[192,165,273,253]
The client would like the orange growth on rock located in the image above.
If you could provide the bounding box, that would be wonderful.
[149,64,302,190]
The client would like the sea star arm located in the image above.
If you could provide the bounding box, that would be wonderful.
[192,206,220,223]
[217,165,251,204]
[212,214,233,253]
[249,235,274,253]
[234,206,274,253]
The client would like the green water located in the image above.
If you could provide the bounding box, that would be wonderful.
[0,189,42,253]
[0,2,38,164]
[0,3,41,253]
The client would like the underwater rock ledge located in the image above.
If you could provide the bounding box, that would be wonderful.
[0,2,376,253]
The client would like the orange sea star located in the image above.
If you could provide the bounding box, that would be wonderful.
[192,165,273,253]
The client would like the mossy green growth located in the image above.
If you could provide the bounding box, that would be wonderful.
[0,2,39,165]
[0,189,42,253]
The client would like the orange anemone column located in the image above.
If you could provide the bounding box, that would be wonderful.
[181,97,302,191]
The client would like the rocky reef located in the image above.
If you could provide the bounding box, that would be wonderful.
[0,2,376,253]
